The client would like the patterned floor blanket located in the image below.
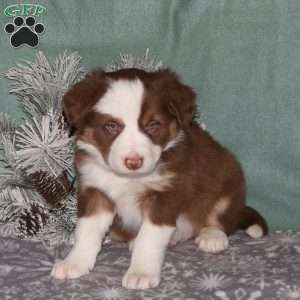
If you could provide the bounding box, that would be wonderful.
[1,231,300,300]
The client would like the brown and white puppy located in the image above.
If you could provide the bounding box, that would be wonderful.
[51,68,268,289]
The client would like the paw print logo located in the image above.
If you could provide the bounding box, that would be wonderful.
[4,16,45,48]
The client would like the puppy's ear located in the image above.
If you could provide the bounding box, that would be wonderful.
[153,69,196,129]
[63,70,107,128]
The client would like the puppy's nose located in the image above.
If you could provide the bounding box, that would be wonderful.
[124,154,144,170]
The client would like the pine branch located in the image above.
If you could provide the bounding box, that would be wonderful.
[5,51,85,119]
[36,217,75,246]
[0,174,31,190]
[0,187,39,222]
[0,134,33,189]
[0,113,18,139]
[0,115,33,192]
[53,51,85,90]
[0,134,18,168]
[15,115,74,177]
[0,113,18,167]
[106,48,163,72]
[0,223,17,237]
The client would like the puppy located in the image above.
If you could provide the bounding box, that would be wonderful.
[51,68,268,289]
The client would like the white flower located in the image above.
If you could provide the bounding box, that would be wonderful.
[98,286,128,300]
[262,231,300,254]
[236,255,265,271]
[277,285,300,300]
[140,280,185,300]
[191,272,231,291]
[183,269,196,278]
[215,289,262,300]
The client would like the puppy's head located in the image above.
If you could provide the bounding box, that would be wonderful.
[64,68,196,177]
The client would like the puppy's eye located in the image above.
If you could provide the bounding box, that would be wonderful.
[145,120,161,135]
[104,121,121,136]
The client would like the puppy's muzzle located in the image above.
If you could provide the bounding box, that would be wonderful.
[124,154,144,170]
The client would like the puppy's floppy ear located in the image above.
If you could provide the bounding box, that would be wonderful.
[63,70,107,128]
[153,69,196,129]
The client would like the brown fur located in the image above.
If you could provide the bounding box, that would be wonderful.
[110,216,136,241]
[63,71,108,128]
[64,68,268,243]
[75,151,114,217]
[139,124,248,235]
[77,186,114,218]
[77,113,125,163]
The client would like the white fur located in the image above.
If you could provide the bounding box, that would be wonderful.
[246,224,263,239]
[195,227,229,253]
[170,214,194,246]
[94,79,162,176]
[122,220,175,289]
[76,141,173,232]
[130,214,193,251]
[51,213,114,279]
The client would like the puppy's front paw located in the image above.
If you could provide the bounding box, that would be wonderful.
[128,239,135,252]
[195,228,228,253]
[51,257,94,279]
[122,271,160,289]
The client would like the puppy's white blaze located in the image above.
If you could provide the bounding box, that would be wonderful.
[95,79,144,122]
[246,224,264,239]
[123,220,175,289]
[51,213,114,279]
[94,79,162,176]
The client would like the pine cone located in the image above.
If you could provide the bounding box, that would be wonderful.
[30,170,74,208]
[58,113,70,131]
[18,203,48,238]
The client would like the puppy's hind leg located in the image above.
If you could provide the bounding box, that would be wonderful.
[195,227,229,253]
[195,197,232,253]
[169,214,195,246]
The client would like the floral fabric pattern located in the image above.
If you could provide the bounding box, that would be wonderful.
[1,230,300,300]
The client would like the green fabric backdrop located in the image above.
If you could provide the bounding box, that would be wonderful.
[0,0,299,229]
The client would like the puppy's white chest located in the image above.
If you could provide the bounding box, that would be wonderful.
[79,159,144,231]
[103,178,145,231]
[78,154,172,232]
[114,189,143,231]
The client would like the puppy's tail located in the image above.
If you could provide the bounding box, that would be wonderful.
[239,206,268,238]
